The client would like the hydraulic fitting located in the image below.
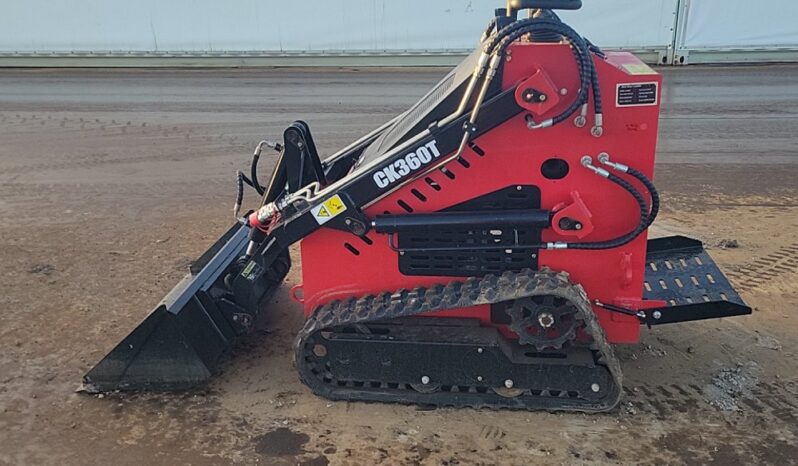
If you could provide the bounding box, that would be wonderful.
[248,202,280,231]
[254,139,282,156]
[598,152,629,172]
[574,103,588,127]
[581,156,610,178]
[591,113,604,137]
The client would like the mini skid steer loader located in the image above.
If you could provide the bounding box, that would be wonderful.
[84,0,751,412]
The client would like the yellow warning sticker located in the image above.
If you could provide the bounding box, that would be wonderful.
[312,194,347,224]
[323,195,346,216]
[623,63,657,75]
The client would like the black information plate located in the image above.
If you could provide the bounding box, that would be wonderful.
[616,82,658,107]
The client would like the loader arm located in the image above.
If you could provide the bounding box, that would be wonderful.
[232,87,526,311]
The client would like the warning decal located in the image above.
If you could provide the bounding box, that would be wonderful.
[312,194,347,225]
[241,260,263,282]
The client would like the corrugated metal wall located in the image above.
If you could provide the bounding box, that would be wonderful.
[0,0,795,66]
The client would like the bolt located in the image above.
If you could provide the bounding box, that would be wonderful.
[421,375,430,385]
[345,219,351,225]
[399,251,405,256]
[504,379,514,389]
[522,90,534,102]
[575,223,583,230]
[477,376,483,382]
[539,94,547,102]
[516,186,522,191]
[477,347,484,353]
[591,383,600,393]
[560,88,568,95]
[574,115,587,128]
[538,312,555,329]
[653,311,662,320]
[591,126,604,137]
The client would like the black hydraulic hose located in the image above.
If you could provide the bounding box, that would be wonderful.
[250,152,266,196]
[236,171,244,212]
[567,173,649,250]
[235,169,262,219]
[484,16,569,54]
[492,20,596,124]
[540,16,603,116]
[235,170,247,218]
[529,9,563,43]
[590,66,602,116]
[481,17,497,42]
[484,15,602,122]
[585,37,605,58]
[625,167,659,228]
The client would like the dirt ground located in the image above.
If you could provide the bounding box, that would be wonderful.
[0,65,797,466]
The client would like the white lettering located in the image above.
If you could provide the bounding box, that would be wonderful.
[425,140,441,158]
[415,147,431,164]
[372,139,442,188]
[373,171,389,188]
[384,164,400,183]
[406,152,422,169]
[395,159,410,177]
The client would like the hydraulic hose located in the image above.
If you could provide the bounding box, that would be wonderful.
[251,151,265,196]
[477,17,600,129]
[597,154,659,228]
[536,13,605,123]
[235,170,255,219]
[625,167,659,229]
[491,19,596,125]
[451,14,603,158]
[589,65,602,117]
[567,173,649,250]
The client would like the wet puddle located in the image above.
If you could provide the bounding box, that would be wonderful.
[254,427,310,456]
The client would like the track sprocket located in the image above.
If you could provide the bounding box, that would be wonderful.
[506,295,580,350]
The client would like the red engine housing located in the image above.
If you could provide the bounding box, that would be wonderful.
[296,43,663,344]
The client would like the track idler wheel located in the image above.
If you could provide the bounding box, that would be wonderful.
[410,382,442,394]
[506,295,579,350]
[492,386,525,398]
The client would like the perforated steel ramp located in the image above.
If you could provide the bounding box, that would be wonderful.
[643,236,751,325]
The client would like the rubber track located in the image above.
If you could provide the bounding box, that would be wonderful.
[293,268,623,412]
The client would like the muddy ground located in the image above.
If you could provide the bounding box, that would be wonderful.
[0,65,797,465]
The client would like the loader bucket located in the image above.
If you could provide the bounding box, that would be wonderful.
[82,223,277,392]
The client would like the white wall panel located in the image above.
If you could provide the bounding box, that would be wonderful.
[0,0,675,54]
[679,0,798,49]
[560,0,677,49]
